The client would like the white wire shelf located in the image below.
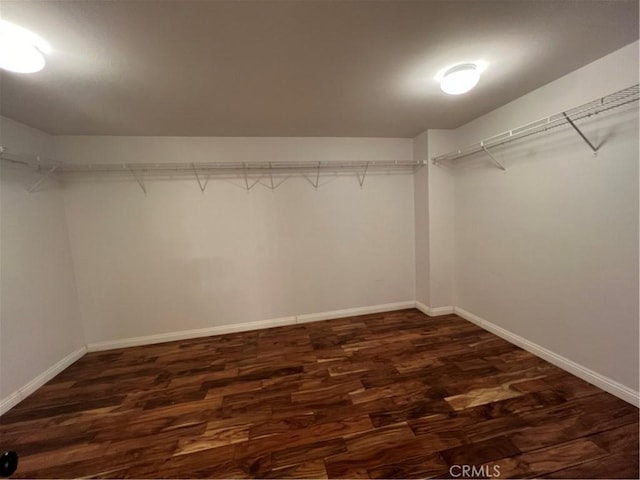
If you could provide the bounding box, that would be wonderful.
[0,151,425,193]
[432,84,639,168]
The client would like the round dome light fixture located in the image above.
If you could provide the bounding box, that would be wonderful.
[440,63,480,95]
[0,21,51,73]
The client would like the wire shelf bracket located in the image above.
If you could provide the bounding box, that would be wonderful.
[28,163,59,192]
[481,145,505,171]
[129,167,147,195]
[191,162,208,193]
[357,161,370,187]
[562,112,598,154]
[303,163,322,189]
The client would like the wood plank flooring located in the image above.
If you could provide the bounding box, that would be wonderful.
[0,309,637,478]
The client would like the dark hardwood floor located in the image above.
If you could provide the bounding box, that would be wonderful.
[0,309,638,478]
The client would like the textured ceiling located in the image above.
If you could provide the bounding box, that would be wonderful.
[0,0,638,137]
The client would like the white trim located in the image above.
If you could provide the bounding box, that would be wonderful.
[454,306,640,407]
[415,301,430,315]
[0,346,87,416]
[428,306,455,316]
[415,301,455,317]
[296,301,415,324]
[87,316,297,352]
[87,301,416,352]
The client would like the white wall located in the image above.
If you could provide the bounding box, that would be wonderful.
[0,117,84,410]
[413,132,429,306]
[426,130,457,309]
[53,136,412,164]
[56,136,416,344]
[449,41,639,392]
[412,129,457,311]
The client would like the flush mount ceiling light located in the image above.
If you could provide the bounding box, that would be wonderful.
[439,63,481,95]
[0,21,51,73]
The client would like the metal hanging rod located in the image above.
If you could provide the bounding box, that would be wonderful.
[432,83,639,168]
[56,159,423,175]
[0,154,424,175]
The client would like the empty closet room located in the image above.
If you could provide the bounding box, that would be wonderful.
[0,1,638,479]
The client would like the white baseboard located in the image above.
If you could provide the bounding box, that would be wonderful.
[415,301,455,317]
[296,301,415,324]
[454,306,640,407]
[87,316,298,352]
[0,346,87,416]
[87,301,416,352]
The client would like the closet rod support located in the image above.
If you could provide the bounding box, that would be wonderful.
[248,175,262,190]
[129,168,147,195]
[563,112,598,154]
[191,163,207,193]
[305,162,321,189]
[315,162,320,189]
[273,176,289,190]
[268,162,275,190]
[243,163,249,191]
[28,164,58,192]
[481,146,506,171]
[357,161,370,188]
